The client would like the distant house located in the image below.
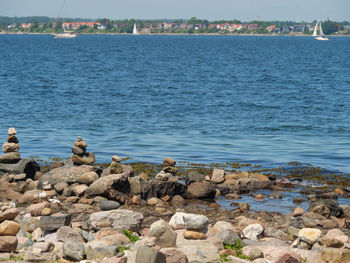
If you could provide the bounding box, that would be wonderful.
[266,25,276,32]
[21,23,33,28]
[62,22,101,29]
[292,25,306,33]
[247,24,259,30]
[7,24,16,29]
[344,25,350,31]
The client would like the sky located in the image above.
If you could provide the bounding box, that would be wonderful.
[0,0,349,22]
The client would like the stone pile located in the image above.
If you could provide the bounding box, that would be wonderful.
[0,128,20,164]
[71,136,96,165]
[155,157,178,182]
[0,202,20,252]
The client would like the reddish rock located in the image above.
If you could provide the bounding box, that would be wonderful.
[163,158,176,167]
[0,220,21,236]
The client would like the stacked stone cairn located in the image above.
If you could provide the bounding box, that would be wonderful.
[155,157,178,182]
[71,136,95,165]
[110,155,123,174]
[0,128,21,164]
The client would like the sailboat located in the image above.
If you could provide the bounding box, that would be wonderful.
[52,0,77,38]
[313,20,329,41]
[132,23,139,35]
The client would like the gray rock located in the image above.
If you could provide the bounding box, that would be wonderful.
[242,224,264,241]
[63,238,85,261]
[81,230,95,242]
[160,248,188,263]
[40,214,71,231]
[86,173,128,197]
[100,200,121,211]
[308,199,343,218]
[185,170,205,185]
[135,246,166,263]
[86,244,118,260]
[0,152,20,164]
[141,180,187,200]
[71,146,85,155]
[38,163,94,189]
[215,229,240,245]
[16,215,40,233]
[78,171,99,185]
[0,158,40,179]
[57,226,84,242]
[32,241,54,253]
[211,169,225,184]
[149,220,177,248]
[54,182,68,195]
[89,209,143,231]
[169,212,209,231]
[186,182,216,199]
[129,176,144,195]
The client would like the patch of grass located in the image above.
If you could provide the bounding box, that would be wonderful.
[222,239,250,261]
[118,246,130,253]
[0,255,24,262]
[122,230,139,243]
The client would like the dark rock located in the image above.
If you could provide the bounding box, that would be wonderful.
[141,181,187,200]
[6,135,18,143]
[185,170,205,185]
[100,200,121,211]
[0,158,40,179]
[308,199,343,218]
[136,246,166,263]
[0,152,20,164]
[40,214,72,231]
[38,163,94,189]
[186,182,216,199]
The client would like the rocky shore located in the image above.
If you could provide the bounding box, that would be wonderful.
[0,129,349,262]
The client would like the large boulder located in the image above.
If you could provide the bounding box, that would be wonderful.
[63,238,85,261]
[0,236,17,252]
[86,173,129,197]
[184,170,205,185]
[149,220,177,248]
[0,158,40,179]
[38,163,94,189]
[308,199,343,218]
[141,180,187,200]
[40,214,72,231]
[169,212,209,231]
[89,209,143,231]
[186,182,216,199]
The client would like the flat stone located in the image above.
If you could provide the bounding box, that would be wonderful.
[141,180,187,200]
[0,152,20,164]
[211,169,225,183]
[0,208,18,222]
[186,182,216,199]
[100,200,121,211]
[160,248,188,263]
[183,230,206,239]
[72,152,96,165]
[78,171,99,185]
[26,201,50,216]
[112,155,122,162]
[171,195,186,207]
[298,228,322,245]
[71,146,85,155]
[74,140,88,149]
[0,236,17,252]
[86,173,126,197]
[13,173,26,181]
[0,220,21,236]
[2,142,19,153]
[40,214,72,231]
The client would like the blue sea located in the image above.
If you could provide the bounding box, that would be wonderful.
[1,34,350,174]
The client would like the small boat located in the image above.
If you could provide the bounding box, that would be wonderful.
[313,20,329,41]
[132,23,139,35]
[52,31,77,39]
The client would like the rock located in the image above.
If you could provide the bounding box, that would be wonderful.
[185,170,205,185]
[13,173,26,181]
[0,236,17,252]
[183,230,206,239]
[78,171,99,185]
[160,248,188,263]
[0,152,20,164]
[155,171,178,182]
[38,163,94,189]
[0,220,20,236]
[186,182,216,199]
[0,208,18,222]
[86,173,128,197]
[225,193,241,199]
[136,246,166,263]
[16,215,40,233]
[63,238,85,261]
[7,128,17,135]
[101,256,127,263]
[147,197,163,206]
[32,241,54,253]
[308,199,343,218]
[172,195,186,207]
[293,207,304,217]
[129,176,144,195]
[163,158,176,167]
[176,236,220,263]
[2,142,19,153]
[141,181,187,200]
[23,251,59,262]
[40,214,72,231]
[242,224,264,241]
[211,169,225,184]
[0,158,40,179]
[239,203,250,211]
[86,244,118,260]
[57,226,84,243]
[215,229,239,245]
[89,209,143,231]
[169,212,209,231]
[149,220,177,248]
[112,155,122,162]
[110,161,123,174]
[26,201,50,216]
[74,137,87,149]
[31,227,43,241]
[71,146,85,155]
[7,135,18,143]
[264,227,287,239]
[54,182,68,195]
[100,200,121,211]
[71,184,88,196]
[72,152,96,165]
[298,228,322,245]
[319,228,348,247]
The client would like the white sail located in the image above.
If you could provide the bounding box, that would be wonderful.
[313,20,319,37]
[319,21,324,36]
[133,24,139,35]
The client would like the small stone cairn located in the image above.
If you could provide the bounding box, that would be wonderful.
[110,155,123,174]
[71,136,95,165]
[0,128,21,164]
[155,158,178,182]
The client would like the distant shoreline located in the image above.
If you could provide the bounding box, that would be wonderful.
[1,31,349,37]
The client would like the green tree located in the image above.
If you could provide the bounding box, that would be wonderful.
[322,20,339,35]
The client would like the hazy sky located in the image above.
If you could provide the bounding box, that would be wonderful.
[1,0,349,22]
